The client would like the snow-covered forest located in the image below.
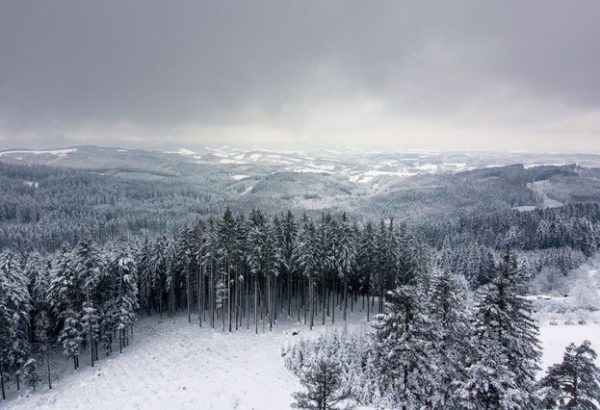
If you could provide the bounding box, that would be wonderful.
[3,0,600,407]
[1,148,600,408]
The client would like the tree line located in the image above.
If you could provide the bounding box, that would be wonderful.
[0,208,431,399]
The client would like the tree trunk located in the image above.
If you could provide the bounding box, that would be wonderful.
[254,275,258,334]
[309,273,314,330]
[343,278,348,321]
[288,268,292,317]
[210,259,215,329]
[159,290,163,319]
[268,274,273,332]
[246,272,250,330]
[90,327,95,367]
[297,273,301,322]
[0,358,5,401]
[331,277,335,325]
[46,351,52,390]
[228,264,232,333]
[187,265,191,324]
[322,275,326,325]
[198,261,203,327]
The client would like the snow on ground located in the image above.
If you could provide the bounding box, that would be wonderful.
[539,323,600,374]
[166,148,197,156]
[528,180,563,208]
[23,181,39,188]
[0,148,77,157]
[219,158,248,164]
[4,312,369,410]
[4,310,600,410]
[512,205,537,212]
[349,170,416,184]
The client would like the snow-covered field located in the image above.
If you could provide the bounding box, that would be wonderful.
[4,310,599,410]
[5,312,372,410]
[539,323,600,373]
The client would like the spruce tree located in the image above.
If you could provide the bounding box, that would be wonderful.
[371,284,433,409]
[427,269,472,409]
[298,220,319,329]
[49,247,83,370]
[357,222,376,321]
[218,208,238,332]
[291,353,351,410]
[72,238,103,367]
[30,255,54,389]
[22,358,41,392]
[112,249,138,353]
[0,251,31,394]
[331,216,355,322]
[278,210,299,318]
[34,310,53,390]
[150,237,168,317]
[460,249,541,409]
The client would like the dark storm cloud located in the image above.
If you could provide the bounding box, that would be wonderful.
[1,0,599,150]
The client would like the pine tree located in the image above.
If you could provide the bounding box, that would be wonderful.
[112,248,138,354]
[298,220,319,330]
[150,237,168,317]
[331,215,355,322]
[0,251,31,394]
[202,219,219,329]
[427,269,472,409]
[29,254,54,390]
[459,249,541,409]
[539,340,600,409]
[247,209,279,332]
[34,310,53,390]
[373,220,392,313]
[233,214,247,331]
[136,239,153,315]
[371,284,434,409]
[49,246,82,370]
[357,222,376,321]
[72,238,103,367]
[218,208,239,332]
[291,353,351,410]
[22,358,41,392]
[278,210,299,318]
[176,227,194,324]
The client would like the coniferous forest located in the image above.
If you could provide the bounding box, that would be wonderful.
[2,1,600,407]
[1,201,599,408]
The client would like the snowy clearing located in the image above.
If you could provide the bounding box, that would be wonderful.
[528,180,563,208]
[4,311,369,410]
[4,312,599,410]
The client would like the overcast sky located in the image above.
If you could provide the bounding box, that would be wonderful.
[1,1,600,152]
